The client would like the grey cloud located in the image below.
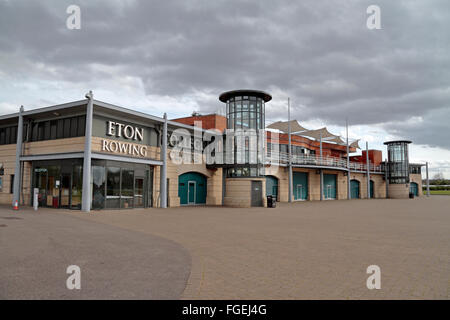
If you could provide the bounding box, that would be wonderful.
[0,0,449,148]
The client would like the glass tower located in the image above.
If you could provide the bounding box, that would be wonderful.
[219,90,272,178]
[384,140,412,184]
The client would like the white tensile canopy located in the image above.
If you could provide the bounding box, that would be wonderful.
[297,127,336,140]
[326,136,346,145]
[349,139,361,149]
[266,120,308,133]
[267,121,357,147]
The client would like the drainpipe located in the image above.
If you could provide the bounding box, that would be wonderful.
[160,113,168,208]
[366,142,370,199]
[426,162,429,197]
[81,91,93,212]
[288,98,293,203]
[12,106,24,207]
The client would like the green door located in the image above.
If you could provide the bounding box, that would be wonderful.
[370,180,375,198]
[188,182,195,204]
[178,172,207,205]
[410,182,418,196]
[350,179,360,199]
[265,176,278,200]
[293,172,308,200]
[323,174,337,199]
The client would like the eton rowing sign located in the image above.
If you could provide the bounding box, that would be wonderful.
[101,120,148,157]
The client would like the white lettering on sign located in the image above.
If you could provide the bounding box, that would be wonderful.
[102,139,148,157]
[106,121,144,141]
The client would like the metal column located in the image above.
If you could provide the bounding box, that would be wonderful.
[346,119,350,200]
[426,162,430,197]
[81,91,94,212]
[287,98,293,203]
[385,158,389,198]
[160,113,168,208]
[319,131,323,201]
[366,142,370,199]
[12,106,24,207]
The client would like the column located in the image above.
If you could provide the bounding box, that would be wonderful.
[81,91,94,212]
[160,113,168,208]
[366,142,370,199]
[12,106,24,207]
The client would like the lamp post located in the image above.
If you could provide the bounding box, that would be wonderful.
[319,131,323,201]
[346,119,350,200]
[366,141,370,199]
[288,98,293,203]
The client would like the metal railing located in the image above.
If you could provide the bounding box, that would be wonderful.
[265,152,383,172]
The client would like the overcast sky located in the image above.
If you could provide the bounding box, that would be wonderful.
[1,0,449,177]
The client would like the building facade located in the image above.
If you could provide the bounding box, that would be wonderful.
[0,90,424,211]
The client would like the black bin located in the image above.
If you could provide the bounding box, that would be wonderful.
[409,192,414,199]
[267,195,276,208]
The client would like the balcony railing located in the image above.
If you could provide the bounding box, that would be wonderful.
[265,152,383,172]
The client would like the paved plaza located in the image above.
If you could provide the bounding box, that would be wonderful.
[1,196,449,299]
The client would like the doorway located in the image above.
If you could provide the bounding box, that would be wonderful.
[188,181,196,205]
[134,177,145,208]
[251,180,263,207]
[59,174,71,208]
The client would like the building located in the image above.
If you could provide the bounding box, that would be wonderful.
[0,90,424,211]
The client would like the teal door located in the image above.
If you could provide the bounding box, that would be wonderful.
[265,176,278,200]
[350,179,360,199]
[178,172,207,205]
[370,180,374,198]
[323,174,337,199]
[188,182,195,204]
[293,172,308,200]
[410,182,418,196]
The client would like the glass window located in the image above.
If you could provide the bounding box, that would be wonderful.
[63,118,71,138]
[0,128,5,144]
[11,126,17,144]
[50,120,57,139]
[37,123,45,141]
[5,127,10,144]
[70,117,78,137]
[92,165,105,209]
[106,167,120,208]
[121,169,134,208]
[57,119,64,139]
[77,116,85,136]
[44,121,51,140]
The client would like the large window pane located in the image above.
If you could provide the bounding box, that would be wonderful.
[72,165,83,209]
[77,116,85,136]
[121,169,134,208]
[106,167,120,208]
[63,118,71,138]
[70,117,78,137]
[92,165,105,209]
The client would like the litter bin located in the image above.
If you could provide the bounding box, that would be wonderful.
[409,192,414,199]
[267,195,276,208]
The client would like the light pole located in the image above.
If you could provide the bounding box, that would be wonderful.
[366,141,370,199]
[346,118,350,200]
[288,98,293,203]
[319,130,323,201]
